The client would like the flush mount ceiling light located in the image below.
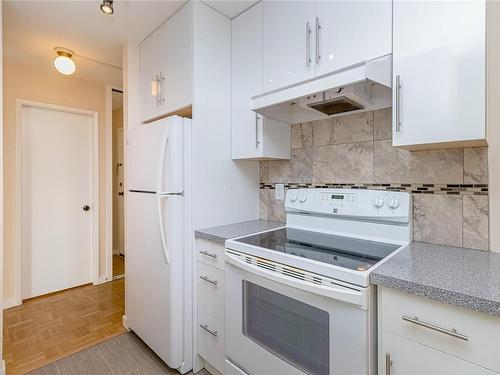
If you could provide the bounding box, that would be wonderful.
[100,0,114,15]
[53,48,76,75]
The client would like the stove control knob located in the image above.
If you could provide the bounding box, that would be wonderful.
[388,198,400,209]
[290,194,298,203]
[372,197,385,209]
[299,193,307,203]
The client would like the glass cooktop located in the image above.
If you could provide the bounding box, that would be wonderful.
[234,228,401,271]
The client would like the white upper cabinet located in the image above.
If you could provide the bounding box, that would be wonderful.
[263,1,316,92]
[392,0,486,149]
[140,4,193,123]
[232,2,290,160]
[315,1,391,77]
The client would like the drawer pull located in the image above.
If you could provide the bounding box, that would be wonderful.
[199,250,217,259]
[200,275,218,286]
[200,324,218,337]
[402,315,468,341]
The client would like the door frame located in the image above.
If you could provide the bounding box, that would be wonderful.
[105,85,124,282]
[15,99,99,306]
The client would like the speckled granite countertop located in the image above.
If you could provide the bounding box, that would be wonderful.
[194,219,284,245]
[371,242,500,317]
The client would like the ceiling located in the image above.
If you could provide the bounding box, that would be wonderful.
[3,1,258,87]
[203,1,257,19]
[3,1,187,86]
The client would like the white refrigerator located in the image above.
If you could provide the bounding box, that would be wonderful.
[126,115,192,373]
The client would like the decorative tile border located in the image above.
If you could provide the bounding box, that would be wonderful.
[259,182,488,195]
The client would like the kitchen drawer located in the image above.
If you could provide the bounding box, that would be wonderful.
[196,239,225,270]
[197,262,225,323]
[381,331,497,375]
[380,287,500,373]
[198,303,225,373]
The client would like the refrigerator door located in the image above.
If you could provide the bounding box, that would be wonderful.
[126,191,185,369]
[127,116,184,193]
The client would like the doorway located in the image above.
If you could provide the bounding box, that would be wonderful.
[18,100,99,300]
[112,89,125,279]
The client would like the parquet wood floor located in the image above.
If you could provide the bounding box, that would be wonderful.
[112,254,125,277]
[3,279,126,375]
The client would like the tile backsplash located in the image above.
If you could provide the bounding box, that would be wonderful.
[259,108,489,251]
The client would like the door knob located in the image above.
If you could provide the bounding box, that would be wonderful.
[83,205,90,211]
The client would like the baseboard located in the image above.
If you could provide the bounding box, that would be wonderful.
[3,297,21,310]
[113,248,124,256]
[96,275,113,285]
[0,359,5,375]
[204,361,222,375]
[122,315,130,331]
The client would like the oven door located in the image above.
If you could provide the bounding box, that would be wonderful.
[225,251,372,375]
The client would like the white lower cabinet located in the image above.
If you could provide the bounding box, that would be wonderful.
[196,240,225,373]
[379,287,500,375]
[382,331,496,375]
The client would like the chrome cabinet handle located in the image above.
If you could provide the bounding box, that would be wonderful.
[255,113,261,148]
[200,275,218,286]
[402,315,468,341]
[156,72,165,106]
[315,17,321,64]
[199,250,217,259]
[200,324,218,337]
[159,72,166,104]
[385,353,392,375]
[305,21,312,67]
[156,73,161,106]
[395,75,401,132]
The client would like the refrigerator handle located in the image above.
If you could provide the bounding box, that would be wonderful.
[156,127,169,194]
[157,195,170,264]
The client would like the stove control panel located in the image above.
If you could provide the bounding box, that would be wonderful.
[285,188,411,223]
[320,192,358,209]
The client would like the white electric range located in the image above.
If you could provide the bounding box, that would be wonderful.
[224,188,411,375]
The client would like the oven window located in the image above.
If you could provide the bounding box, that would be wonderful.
[242,281,329,375]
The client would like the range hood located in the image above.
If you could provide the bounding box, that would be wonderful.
[251,54,392,124]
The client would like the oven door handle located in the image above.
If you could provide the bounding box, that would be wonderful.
[225,253,366,309]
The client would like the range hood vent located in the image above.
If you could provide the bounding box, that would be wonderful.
[308,96,363,115]
[251,54,392,124]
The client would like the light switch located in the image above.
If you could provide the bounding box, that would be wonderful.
[275,184,285,200]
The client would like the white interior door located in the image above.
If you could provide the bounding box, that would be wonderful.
[21,105,94,299]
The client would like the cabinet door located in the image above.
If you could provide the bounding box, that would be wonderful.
[161,3,192,116]
[263,1,315,92]
[315,0,391,77]
[232,3,291,160]
[140,4,192,123]
[232,2,264,159]
[382,331,497,375]
[392,1,486,148]
[140,24,165,122]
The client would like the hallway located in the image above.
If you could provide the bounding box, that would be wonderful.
[3,279,125,374]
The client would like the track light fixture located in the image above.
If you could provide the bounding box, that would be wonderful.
[100,0,114,15]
